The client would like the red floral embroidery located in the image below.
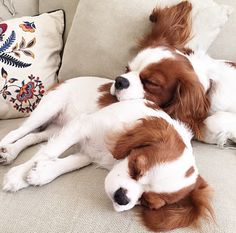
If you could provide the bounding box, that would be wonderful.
[16,81,35,102]
[0,23,8,41]
[19,21,36,33]
[0,68,45,113]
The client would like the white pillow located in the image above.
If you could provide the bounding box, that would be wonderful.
[156,0,234,51]
[0,10,64,119]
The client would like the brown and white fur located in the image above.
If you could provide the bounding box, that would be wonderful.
[128,1,236,146]
[0,79,213,231]
[0,2,213,231]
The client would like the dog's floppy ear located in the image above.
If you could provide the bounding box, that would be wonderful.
[139,176,214,232]
[164,72,210,139]
[108,117,185,162]
[109,119,161,160]
[139,1,192,50]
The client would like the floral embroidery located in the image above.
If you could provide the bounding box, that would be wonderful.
[11,37,36,59]
[16,81,35,102]
[19,21,36,33]
[0,23,8,41]
[0,68,45,113]
[0,30,32,68]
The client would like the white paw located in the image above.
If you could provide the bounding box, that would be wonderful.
[3,166,29,192]
[0,145,17,165]
[26,160,57,186]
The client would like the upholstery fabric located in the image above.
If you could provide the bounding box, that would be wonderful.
[0,119,235,233]
[58,0,160,81]
[39,0,80,41]
[0,0,39,21]
[208,0,236,60]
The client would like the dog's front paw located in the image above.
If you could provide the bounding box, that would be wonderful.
[26,160,57,186]
[0,145,17,165]
[3,166,29,192]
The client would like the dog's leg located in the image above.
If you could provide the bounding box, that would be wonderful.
[2,116,93,192]
[0,89,65,146]
[0,125,59,165]
[26,153,92,186]
[201,111,236,147]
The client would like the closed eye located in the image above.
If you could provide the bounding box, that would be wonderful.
[142,79,161,92]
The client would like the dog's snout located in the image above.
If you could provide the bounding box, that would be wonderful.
[114,188,130,205]
[115,76,130,90]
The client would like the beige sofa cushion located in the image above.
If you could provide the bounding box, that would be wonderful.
[58,0,158,81]
[0,0,38,21]
[209,0,236,61]
[39,0,80,41]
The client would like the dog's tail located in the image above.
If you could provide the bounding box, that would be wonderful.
[140,176,214,232]
[139,1,192,51]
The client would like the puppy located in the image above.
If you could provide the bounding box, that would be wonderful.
[0,91,213,231]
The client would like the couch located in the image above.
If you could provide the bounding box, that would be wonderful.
[0,0,236,232]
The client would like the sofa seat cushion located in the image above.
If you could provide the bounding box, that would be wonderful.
[0,118,236,233]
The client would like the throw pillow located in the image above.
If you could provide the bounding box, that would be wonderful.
[0,10,64,119]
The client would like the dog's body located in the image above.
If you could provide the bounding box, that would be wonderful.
[187,52,236,145]
[114,47,236,147]
[136,1,236,146]
[0,77,213,231]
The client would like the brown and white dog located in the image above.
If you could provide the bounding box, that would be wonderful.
[120,1,236,147]
[0,2,213,232]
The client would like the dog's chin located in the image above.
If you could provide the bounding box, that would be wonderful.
[113,201,137,212]
[114,90,138,102]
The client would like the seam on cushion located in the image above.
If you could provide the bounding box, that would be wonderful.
[1,0,16,16]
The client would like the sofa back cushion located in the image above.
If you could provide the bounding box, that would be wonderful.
[0,0,39,21]
[39,0,80,41]
[208,0,236,61]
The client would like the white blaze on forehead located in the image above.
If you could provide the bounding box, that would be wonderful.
[129,47,175,72]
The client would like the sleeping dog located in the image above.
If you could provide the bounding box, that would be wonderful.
[0,78,212,231]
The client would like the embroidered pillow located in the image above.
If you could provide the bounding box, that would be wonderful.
[0,10,64,119]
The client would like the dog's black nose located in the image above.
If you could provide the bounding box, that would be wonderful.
[115,76,130,90]
[114,188,130,205]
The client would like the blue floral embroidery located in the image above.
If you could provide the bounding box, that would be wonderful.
[0,23,32,68]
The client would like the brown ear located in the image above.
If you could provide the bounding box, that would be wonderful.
[109,119,162,160]
[141,192,166,210]
[139,1,192,50]
[164,75,210,139]
[109,117,185,162]
[139,176,214,232]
